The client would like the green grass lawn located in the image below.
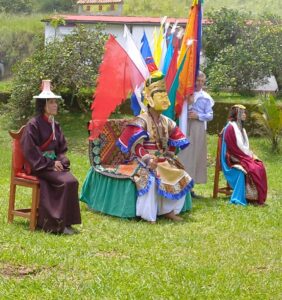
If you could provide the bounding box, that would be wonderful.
[0,113,281,299]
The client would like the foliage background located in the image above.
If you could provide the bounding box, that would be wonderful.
[3,25,108,127]
[1,0,282,16]
[123,0,282,17]
[203,9,282,93]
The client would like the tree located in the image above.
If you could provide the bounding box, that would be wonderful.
[5,26,108,127]
[0,0,32,14]
[207,37,273,93]
[203,8,281,93]
[35,0,76,13]
[0,31,36,77]
[255,15,282,92]
[203,8,249,63]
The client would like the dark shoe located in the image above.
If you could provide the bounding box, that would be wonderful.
[191,191,201,199]
[67,226,80,234]
[62,227,75,235]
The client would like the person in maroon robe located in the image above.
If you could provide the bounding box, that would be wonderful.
[21,80,81,234]
[222,104,267,205]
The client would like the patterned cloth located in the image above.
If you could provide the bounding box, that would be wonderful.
[117,112,194,200]
[89,119,132,166]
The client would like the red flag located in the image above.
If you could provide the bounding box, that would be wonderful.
[90,35,145,140]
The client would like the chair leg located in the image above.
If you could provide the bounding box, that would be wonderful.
[213,165,220,199]
[8,182,16,223]
[30,185,40,231]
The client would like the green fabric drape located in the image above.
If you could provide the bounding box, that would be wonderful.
[80,167,192,218]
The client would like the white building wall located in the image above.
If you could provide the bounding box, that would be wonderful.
[131,25,155,51]
[44,23,156,52]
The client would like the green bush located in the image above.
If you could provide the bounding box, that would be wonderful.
[0,14,43,77]
[204,8,281,93]
[5,25,108,127]
[34,0,76,13]
[0,0,32,14]
[252,95,282,153]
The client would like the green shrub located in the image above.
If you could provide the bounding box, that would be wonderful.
[5,25,108,127]
[252,95,282,153]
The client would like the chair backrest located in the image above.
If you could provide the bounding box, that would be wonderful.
[216,132,223,171]
[213,129,232,198]
[9,126,31,175]
[88,119,132,166]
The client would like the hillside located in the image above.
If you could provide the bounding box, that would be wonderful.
[123,0,282,18]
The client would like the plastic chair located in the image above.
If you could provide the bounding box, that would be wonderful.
[8,126,40,231]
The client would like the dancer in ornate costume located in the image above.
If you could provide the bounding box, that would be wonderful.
[221,104,267,205]
[117,73,194,222]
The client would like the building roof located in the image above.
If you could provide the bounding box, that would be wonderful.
[77,0,123,4]
[43,15,211,26]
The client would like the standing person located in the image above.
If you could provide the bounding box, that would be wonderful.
[178,71,214,198]
[21,80,81,234]
[117,73,194,223]
[221,104,267,205]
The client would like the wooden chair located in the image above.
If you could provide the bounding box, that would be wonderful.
[8,126,40,231]
[213,131,232,198]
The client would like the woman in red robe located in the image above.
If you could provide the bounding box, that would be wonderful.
[222,104,267,205]
[20,80,81,234]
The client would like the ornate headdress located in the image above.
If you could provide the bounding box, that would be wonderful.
[143,71,166,106]
[229,104,247,131]
[231,104,246,110]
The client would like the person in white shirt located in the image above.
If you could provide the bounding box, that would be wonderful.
[178,71,214,198]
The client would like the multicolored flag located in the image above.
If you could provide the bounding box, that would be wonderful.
[163,51,186,120]
[140,31,158,73]
[175,0,203,118]
[159,21,170,71]
[123,25,149,80]
[162,21,178,76]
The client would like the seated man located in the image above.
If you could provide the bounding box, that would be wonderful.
[117,73,194,222]
[221,104,267,206]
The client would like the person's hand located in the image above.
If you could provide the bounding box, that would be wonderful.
[54,160,64,172]
[148,156,158,170]
[185,94,194,105]
[188,111,198,119]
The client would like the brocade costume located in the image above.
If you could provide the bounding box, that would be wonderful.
[117,111,194,221]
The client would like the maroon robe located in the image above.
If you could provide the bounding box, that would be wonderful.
[224,123,267,204]
[21,115,81,233]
